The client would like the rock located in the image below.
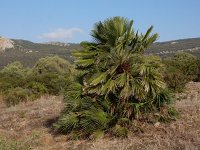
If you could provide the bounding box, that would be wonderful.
[154,122,160,127]
[0,37,14,52]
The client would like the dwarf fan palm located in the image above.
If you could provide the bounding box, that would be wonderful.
[73,17,164,102]
[56,17,173,138]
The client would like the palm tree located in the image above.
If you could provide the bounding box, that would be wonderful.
[55,17,173,138]
[73,17,164,101]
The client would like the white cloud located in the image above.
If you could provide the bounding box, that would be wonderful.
[38,27,83,41]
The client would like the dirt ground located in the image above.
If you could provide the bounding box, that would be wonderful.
[0,82,199,150]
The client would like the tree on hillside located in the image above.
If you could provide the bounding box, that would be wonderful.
[55,17,175,138]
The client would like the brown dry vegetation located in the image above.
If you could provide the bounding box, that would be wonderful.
[0,83,199,150]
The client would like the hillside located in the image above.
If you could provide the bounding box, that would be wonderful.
[147,37,200,57]
[0,37,200,68]
[0,82,199,150]
[0,38,80,69]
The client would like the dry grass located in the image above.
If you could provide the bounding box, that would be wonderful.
[0,83,200,150]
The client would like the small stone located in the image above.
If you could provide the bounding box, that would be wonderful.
[154,122,160,127]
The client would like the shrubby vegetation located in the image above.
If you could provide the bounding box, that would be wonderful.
[30,56,73,95]
[54,17,177,138]
[4,87,30,107]
[0,56,72,106]
[163,52,199,92]
[0,61,29,91]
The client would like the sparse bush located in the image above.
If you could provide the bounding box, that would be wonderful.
[4,87,30,107]
[0,62,29,91]
[155,106,179,122]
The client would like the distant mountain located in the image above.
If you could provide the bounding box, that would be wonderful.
[0,37,200,69]
[0,38,81,69]
[43,41,70,47]
[147,38,200,57]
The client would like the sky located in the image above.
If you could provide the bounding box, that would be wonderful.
[0,0,200,43]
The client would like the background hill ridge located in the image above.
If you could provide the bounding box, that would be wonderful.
[0,37,200,68]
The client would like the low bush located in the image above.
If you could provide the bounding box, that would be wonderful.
[0,62,29,92]
[163,52,199,92]
[30,56,73,95]
[26,81,48,94]
[194,58,200,81]
[28,73,71,95]
[32,56,72,75]
[4,87,31,107]
[25,81,48,99]
[0,56,73,106]
[164,66,188,92]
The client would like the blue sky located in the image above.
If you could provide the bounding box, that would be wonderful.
[0,0,200,43]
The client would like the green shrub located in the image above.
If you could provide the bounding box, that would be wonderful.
[28,73,71,95]
[4,87,31,107]
[32,56,72,75]
[26,81,48,94]
[164,66,189,92]
[113,125,128,138]
[0,56,74,106]
[194,58,200,81]
[30,56,73,95]
[0,62,29,92]
[45,75,71,95]
[170,52,198,77]
[25,81,48,99]
[0,61,27,78]
[163,52,199,91]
